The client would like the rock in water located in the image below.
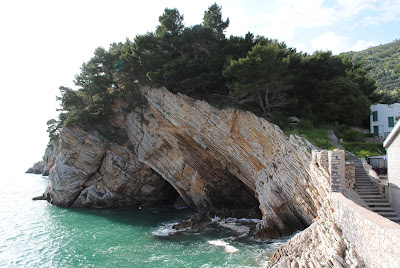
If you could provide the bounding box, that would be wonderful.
[26,161,45,174]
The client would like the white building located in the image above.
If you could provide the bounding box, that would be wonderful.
[383,120,400,215]
[370,103,400,138]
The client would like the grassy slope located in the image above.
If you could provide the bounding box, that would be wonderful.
[286,124,385,158]
[285,125,334,150]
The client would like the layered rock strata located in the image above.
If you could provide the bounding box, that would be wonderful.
[35,85,377,265]
[42,142,58,176]
[267,219,364,267]
[125,86,332,238]
[42,126,177,208]
[42,86,333,238]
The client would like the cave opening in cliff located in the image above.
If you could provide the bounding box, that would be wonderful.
[154,170,262,219]
[204,171,263,219]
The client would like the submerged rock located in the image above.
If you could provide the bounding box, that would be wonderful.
[173,213,212,231]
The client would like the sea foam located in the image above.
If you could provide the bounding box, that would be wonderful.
[207,240,239,253]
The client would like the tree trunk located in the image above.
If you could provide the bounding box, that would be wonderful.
[256,89,268,118]
[264,86,271,116]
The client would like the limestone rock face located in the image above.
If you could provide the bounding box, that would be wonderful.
[44,126,176,208]
[26,161,45,174]
[125,86,332,238]
[42,86,333,238]
[42,142,58,176]
[267,219,364,268]
[72,141,177,208]
[44,127,106,206]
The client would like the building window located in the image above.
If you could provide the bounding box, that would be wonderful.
[388,117,394,127]
[373,126,379,136]
[372,111,378,121]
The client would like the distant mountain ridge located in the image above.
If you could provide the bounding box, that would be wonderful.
[344,40,400,103]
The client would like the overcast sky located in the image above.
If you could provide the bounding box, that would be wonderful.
[0,0,399,174]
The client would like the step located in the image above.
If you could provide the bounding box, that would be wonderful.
[358,192,380,195]
[356,186,377,189]
[360,195,386,199]
[366,202,391,207]
[363,199,388,203]
[386,217,400,223]
[378,211,398,217]
[357,188,379,191]
[372,207,395,212]
[357,192,383,198]
[357,189,381,195]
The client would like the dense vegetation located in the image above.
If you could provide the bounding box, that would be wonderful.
[47,3,378,145]
[345,40,400,104]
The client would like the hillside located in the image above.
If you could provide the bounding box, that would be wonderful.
[345,40,400,103]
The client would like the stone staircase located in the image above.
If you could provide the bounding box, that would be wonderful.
[354,160,400,223]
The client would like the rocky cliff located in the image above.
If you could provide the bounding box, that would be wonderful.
[40,86,335,240]
[42,142,58,176]
[41,126,177,208]
[26,160,45,174]
[267,219,364,267]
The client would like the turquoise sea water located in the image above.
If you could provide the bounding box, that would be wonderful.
[0,174,289,268]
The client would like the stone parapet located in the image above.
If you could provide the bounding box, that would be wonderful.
[313,150,329,171]
[345,162,355,190]
[328,150,345,193]
[332,193,400,268]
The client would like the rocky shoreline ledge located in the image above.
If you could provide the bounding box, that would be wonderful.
[32,86,390,266]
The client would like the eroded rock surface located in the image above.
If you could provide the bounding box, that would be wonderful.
[267,219,365,268]
[42,142,58,176]
[42,86,332,238]
[26,161,45,174]
[43,126,177,208]
[36,86,376,266]
[125,86,332,238]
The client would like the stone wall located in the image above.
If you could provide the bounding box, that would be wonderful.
[328,150,346,193]
[345,162,355,190]
[267,218,363,267]
[308,149,400,267]
[326,150,400,268]
[386,129,400,216]
[332,193,400,268]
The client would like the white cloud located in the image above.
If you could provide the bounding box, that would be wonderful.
[362,0,400,25]
[227,0,394,53]
[311,32,349,54]
[349,40,380,52]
